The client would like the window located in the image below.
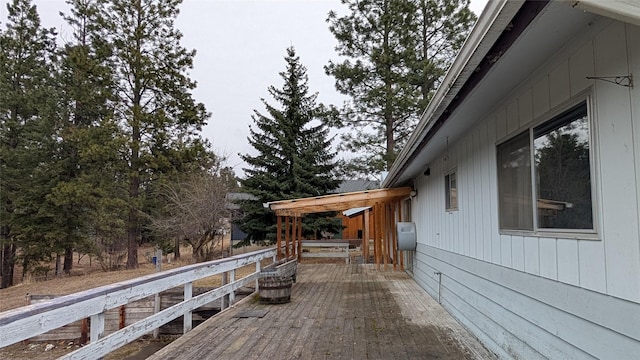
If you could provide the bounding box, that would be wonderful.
[445,171,458,211]
[497,100,594,232]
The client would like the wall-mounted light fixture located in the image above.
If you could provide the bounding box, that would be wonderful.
[423,167,431,176]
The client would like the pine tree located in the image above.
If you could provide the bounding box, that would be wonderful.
[0,0,58,287]
[326,0,476,177]
[45,0,123,275]
[239,47,340,243]
[98,0,210,268]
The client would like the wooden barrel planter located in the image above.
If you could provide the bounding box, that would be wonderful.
[258,277,293,304]
[258,258,297,304]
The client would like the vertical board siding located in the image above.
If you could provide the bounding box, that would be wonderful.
[557,239,580,286]
[626,23,640,302]
[523,237,540,276]
[578,240,607,293]
[462,136,471,257]
[548,59,571,109]
[473,128,484,260]
[594,21,640,302]
[487,117,501,265]
[506,101,519,136]
[511,236,525,272]
[501,234,513,268]
[518,89,534,128]
[569,40,595,96]
[532,76,551,119]
[538,237,558,280]
[480,123,492,262]
[496,108,507,140]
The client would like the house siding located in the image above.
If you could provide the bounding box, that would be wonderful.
[411,20,640,359]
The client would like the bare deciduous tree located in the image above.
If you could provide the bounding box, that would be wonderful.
[150,167,238,262]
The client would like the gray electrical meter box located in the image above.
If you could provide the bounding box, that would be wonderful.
[396,222,417,250]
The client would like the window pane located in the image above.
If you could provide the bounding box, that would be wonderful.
[534,103,592,229]
[497,131,533,230]
[450,172,457,209]
[445,174,451,209]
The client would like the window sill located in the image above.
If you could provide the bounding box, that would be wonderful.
[499,229,601,241]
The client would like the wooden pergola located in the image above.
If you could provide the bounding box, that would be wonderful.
[266,187,413,270]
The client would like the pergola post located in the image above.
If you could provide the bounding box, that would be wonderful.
[382,202,389,270]
[374,203,381,269]
[393,201,404,270]
[277,216,283,259]
[391,202,398,271]
[285,216,290,259]
[291,216,297,259]
[363,208,370,264]
[297,217,303,261]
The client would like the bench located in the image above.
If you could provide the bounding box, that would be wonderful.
[301,240,350,264]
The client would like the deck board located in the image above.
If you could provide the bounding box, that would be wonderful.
[148,264,495,360]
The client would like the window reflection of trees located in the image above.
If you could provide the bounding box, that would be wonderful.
[535,112,592,229]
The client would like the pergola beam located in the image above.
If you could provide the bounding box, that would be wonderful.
[268,187,412,216]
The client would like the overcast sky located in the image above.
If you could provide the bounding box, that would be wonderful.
[1,0,487,177]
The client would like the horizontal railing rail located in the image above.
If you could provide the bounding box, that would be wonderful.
[0,247,277,359]
[301,240,350,264]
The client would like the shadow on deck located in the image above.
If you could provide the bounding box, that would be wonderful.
[148,264,495,360]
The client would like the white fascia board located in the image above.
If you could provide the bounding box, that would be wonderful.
[383,0,519,188]
[573,0,640,26]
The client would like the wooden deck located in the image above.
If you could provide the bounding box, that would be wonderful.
[148,264,495,360]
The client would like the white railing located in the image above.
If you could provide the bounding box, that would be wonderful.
[0,247,277,359]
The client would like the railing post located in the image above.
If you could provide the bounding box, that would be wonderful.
[183,282,193,334]
[229,269,236,304]
[152,292,161,339]
[152,249,162,339]
[90,312,105,343]
[255,260,261,291]
[221,272,228,310]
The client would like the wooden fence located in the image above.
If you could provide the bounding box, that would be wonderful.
[0,247,277,359]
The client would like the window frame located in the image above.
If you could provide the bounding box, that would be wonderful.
[497,94,599,239]
[445,169,458,212]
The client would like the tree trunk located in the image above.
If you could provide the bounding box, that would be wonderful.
[126,207,139,269]
[21,255,28,281]
[55,254,62,277]
[174,238,180,259]
[63,247,73,275]
[1,243,16,289]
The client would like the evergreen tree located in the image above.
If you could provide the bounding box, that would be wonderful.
[0,0,57,287]
[239,47,340,243]
[43,0,122,275]
[98,0,210,268]
[326,0,476,177]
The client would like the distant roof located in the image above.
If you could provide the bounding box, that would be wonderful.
[225,192,257,210]
[342,207,372,217]
[334,179,379,194]
[226,193,257,201]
